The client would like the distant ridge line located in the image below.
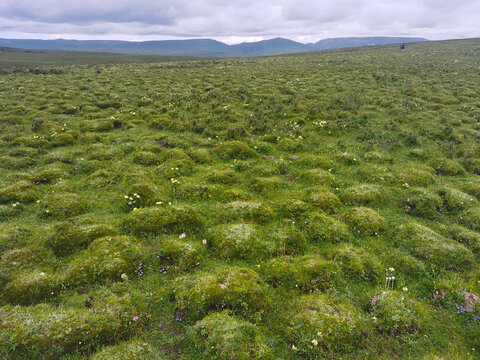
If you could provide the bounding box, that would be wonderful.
[0,36,428,57]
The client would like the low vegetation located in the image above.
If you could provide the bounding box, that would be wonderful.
[0,38,479,359]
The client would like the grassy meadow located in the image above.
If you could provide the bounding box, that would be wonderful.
[0,38,479,359]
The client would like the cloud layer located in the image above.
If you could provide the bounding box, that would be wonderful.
[1,0,479,43]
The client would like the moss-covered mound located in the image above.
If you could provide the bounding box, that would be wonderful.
[174,266,270,320]
[208,223,281,260]
[344,207,386,236]
[395,223,473,270]
[122,205,203,236]
[191,311,272,360]
[262,255,340,291]
[286,295,369,357]
[64,236,143,285]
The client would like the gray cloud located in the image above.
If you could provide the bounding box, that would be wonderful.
[0,0,479,43]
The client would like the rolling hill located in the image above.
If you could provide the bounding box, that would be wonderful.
[0,36,427,57]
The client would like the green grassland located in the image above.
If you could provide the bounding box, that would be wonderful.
[0,38,479,359]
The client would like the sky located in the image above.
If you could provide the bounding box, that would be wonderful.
[0,0,479,44]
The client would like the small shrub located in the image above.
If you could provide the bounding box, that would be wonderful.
[405,187,443,219]
[64,236,143,286]
[122,205,203,236]
[191,311,272,360]
[305,212,352,243]
[344,207,386,236]
[174,266,270,320]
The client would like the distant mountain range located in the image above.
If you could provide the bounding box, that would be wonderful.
[0,37,427,57]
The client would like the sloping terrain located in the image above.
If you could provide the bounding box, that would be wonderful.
[0,39,479,359]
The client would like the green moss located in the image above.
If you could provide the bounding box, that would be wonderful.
[159,159,194,178]
[216,141,255,160]
[2,270,60,305]
[344,207,386,236]
[189,148,212,164]
[31,166,67,184]
[307,189,341,213]
[209,223,280,260]
[277,138,302,152]
[305,212,352,243]
[438,187,477,213]
[462,181,480,200]
[461,207,480,231]
[364,151,393,163]
[286,294,369,357]
[122,205,203,236]
[275,198,309,219]
[273,225,306,255]
[91,339,162,360]
[445,225,480,256]
[64,236,143,286]
[431,157,466,175]
[405,187,443,219]
[224,201,274,223]
[206,169,237,184]
[133,151,162,166]
[262,255,339,291]
[371,290,426,335]
[79,119,115,133]
[0,293,132,358]
[300,169,334,187]
[157,238,205,269]
[0,224,30,255]
[46,222,117,255]
[249,176,285,194]
[127,181,165,207]
[174,266,270,320]
[52,133,75,147]
[395,222,473,269]
[191,311,272,360]
[330,245,383,284]
[341,184,383,206]
[0,155,35,170]
[0,180,37,204]
[40,192,87,219]
[393,166,435,186]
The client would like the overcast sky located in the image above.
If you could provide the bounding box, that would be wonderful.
[0,0,479,44]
